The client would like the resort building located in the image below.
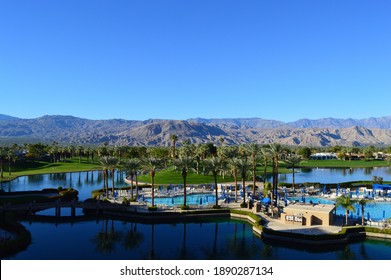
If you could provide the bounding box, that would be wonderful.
[281,203,336,226]
[309,152,337,160]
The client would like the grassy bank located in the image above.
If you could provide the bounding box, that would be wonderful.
[299,159,391,168]
[1,159,100,182]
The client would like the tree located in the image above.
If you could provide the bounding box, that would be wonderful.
[260,148,270,184]
[204,157,223,208]
[99,156,118,198]
[174,155,194,208]
[336,195,356,226]
[236,157,250,207]
[284,154,302,192]
[227,158,239,202]
[298,147,311,159]
[142,157,162,208]
[247,143,261,195]
[123,158,141,200]
[356,198,370,225]
[170,134,179,160]
[76,145,84,164]
[266,143,283,217]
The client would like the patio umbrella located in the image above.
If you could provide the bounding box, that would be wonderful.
[230,185,233,191]
[200,197,203,205]
[323,185,327,194]
[171,197,174,205]
[383,210,386,220]
[350,192,352,198]
[356,188,359,197]
[367,212,370,221]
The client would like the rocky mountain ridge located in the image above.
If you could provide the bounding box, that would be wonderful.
[1,114,391,146]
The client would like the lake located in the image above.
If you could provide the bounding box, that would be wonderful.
[6,218,391,260]
[2,167,391,201]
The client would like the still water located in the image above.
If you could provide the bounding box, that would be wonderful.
[278,167,391,184]
[7,218,391,260]
[2,167,391,201]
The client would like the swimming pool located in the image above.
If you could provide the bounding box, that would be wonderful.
[288,196,391,221]
[144,193,217,206]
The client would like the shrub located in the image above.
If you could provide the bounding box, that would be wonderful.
[212,205,221,209]
[181,205,190,210]
[148,206,158,211]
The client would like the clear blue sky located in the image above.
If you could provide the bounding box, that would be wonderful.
[0,0,390,122]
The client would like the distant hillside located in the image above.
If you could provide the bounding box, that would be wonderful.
[0,114,18,121]
[189,116,391,129]
[1,114,391,146]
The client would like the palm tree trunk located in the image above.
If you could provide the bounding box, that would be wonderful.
[242,174,246,206]
[135,173,139,198]
[183,174,187,207]
[214,173,218,207]
[234,173,238,202]
[151,173,155,207]
[361,205,365,225]
[130,173,134,200]
[111,169,115,195]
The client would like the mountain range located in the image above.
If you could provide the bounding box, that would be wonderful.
[1,114,391,147]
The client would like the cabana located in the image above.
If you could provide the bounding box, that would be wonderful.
[373,184,391,196]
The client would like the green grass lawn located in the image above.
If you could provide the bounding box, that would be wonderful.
[299,159,391,168]
[1,159,100,182]
[137,168,237,185]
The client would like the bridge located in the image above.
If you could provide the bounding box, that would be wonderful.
[0,200,134,218]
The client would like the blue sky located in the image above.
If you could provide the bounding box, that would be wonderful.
[0,0,390,122]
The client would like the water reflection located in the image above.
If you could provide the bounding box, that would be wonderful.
[8,218,391,260]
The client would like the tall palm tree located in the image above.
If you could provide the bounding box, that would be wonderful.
[236,157,250,206]
[267,143,283,217]
[247,143,261,195]
[355,198,373,225]
[123,158,141,200]
[204,157,223,207]
[260,147,270,184]
[76,145,84,164]
[336,195,356,226]
[99,156,118,198]
[228,158,239,202]
[284,154,302,192]
[174,155,194,208]
[142,157,162,208]
[170,134,179,160]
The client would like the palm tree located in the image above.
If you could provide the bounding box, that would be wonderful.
[76,145,84,164]
[228,158,239,202]
[142,157,162,208]
[284,154,302,192]
[204,157,223,207]
[99,156,118,198]
[356,198,373,225]
[123,158,141,200]
[174,155,194,208]
[266,143,283,217]
[336,195,356,226]
[236,157,250,206]
[0,147,6,180]
[170,134,179,160]
[260,148,270,184]
[247,143,261,195]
